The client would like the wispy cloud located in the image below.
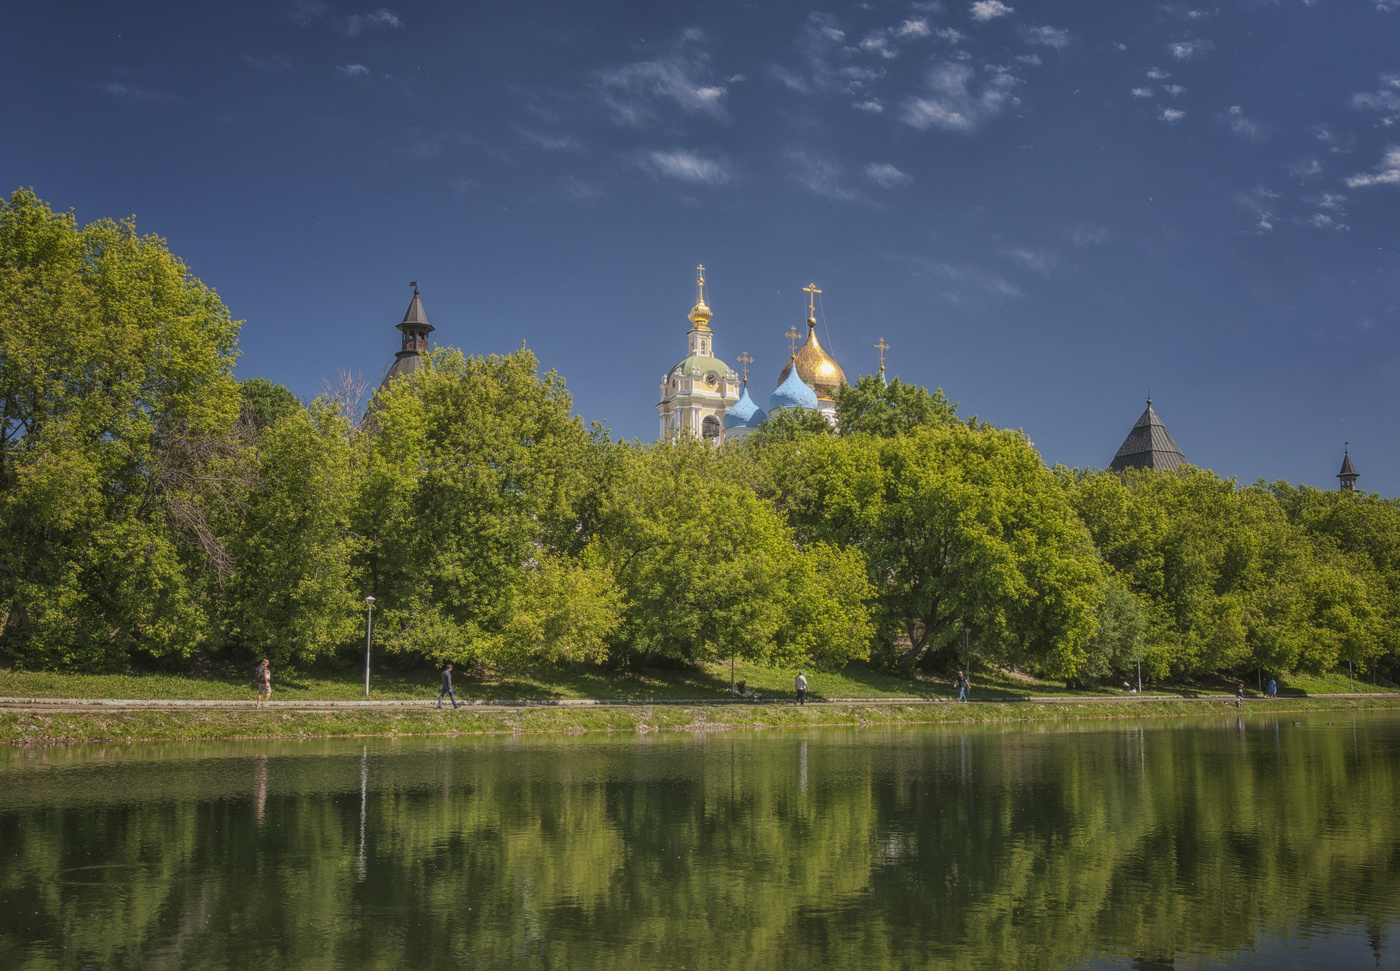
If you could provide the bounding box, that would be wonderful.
[643,149,732,185]
[1226,105,1264,140]
[865,162,912,188]
[1160,107,1185,123]
[517,128,584,151]
[788,153,863,201]
[1021,25,1069,48]
[289,1,327,26]
[1351,75,1400,126]
[901,61,1018,132]
[1003,247,1054,274]
[99,82,185,104]
[1070,224,1110,246]
[897,255,1021,303]
[1146,68,1170,80]
[338,63,369,77]
[855,99,885,113]
[1235,187,1277,233]
[970,1,1013,22]
[898,19,932,38]
[1346,147,1400,187]
[598,31,727,126]
[1131,87,1153,98]
[345,9,402,36]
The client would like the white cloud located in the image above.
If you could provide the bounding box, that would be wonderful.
[518,129,583,151]
[1351,75,1400,125]
[1169,40,1208,60]
[1309,213,1335,228]
[1227,105,1264,140]
[901,61,1018,132]
[1164,84,1185,96]
[1235,187,1276,232]
[865,162,912,187]
[1022,25,1070,48]
[1004,247,1054,273]
[970,1,1013,22]
[1160,108,1185,123]
[1131,87,1153,98]
[645,150,732,185]
[860,32,898,58]
[1146,68,1170,79]
[598,34,728,125]
[788,153,862,201]
[1346,147,1400,187]
[855,99,885,113]
[1017,54,1042,66]
[289,1,327,26]
[1318,193,1347,211]
[338,63,370,77]
[1070,224,1110,245]
[345,9,402,36]
[1289,158,1322,178]
[100,82,184,103]
[898,19,932,37]
[935,26,967,43]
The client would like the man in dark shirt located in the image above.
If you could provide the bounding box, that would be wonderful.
[438,663,459,709]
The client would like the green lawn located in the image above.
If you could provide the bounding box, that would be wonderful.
[0,659,1392,703]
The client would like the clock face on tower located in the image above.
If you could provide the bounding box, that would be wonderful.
[704,371,718,389]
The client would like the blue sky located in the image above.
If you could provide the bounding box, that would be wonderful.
[5,0,1399,493]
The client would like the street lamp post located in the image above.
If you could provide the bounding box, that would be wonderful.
[363,596,375,699]
[1136,635,1142,694]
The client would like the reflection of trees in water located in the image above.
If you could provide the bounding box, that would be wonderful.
[0,720,1397,969]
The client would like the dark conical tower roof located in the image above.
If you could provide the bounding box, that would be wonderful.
[1338,448,1359,491]
[1109,398,1187,472]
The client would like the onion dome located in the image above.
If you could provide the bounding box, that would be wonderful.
[688,266,713,330]
[776,316,847,401]
[769,362,819,412]
[723,384,767,429]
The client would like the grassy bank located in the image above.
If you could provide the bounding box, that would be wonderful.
[5,696,1400,746]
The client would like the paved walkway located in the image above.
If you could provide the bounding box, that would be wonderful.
[1,692,1393,712]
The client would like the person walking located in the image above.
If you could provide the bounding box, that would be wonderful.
[1268,678,1277,698]
[795,670,808,706]
[956,670,969,703]
[254,659,272,708]
[1236,684,1245,708]
[438,663,459,709]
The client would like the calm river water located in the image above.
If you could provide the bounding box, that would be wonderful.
[1,711,1398,970]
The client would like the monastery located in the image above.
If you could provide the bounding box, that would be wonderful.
[368,274,1362,491]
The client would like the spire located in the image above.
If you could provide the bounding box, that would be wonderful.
[1109,397,1187,472]
[875,336,890,386]
[1338,444,1359,492]
[737,351,753,386]
[396,281,434,354]
[688,264,712,330]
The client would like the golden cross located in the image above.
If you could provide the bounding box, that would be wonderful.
[736,351,753,384]
[785,325,800,357]
[875,336,889,373]
[803,282,821,318]
[696,264,706,304]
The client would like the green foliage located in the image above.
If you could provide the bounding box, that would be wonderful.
[833,373,962,437]
[765,425,1104,678]
[745,404,832,444]
[0,189,242,669]
[238,377,300,431]
[356,347,593,667]
[219,400,364,664]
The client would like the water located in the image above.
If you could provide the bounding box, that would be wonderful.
[1,711,1397,970]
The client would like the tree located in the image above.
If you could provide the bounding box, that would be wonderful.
[219,399,364,664]
[238,377,300,432]
[354,347,594,667]
[0,190,242,668]
[833,374,962,437]
[765,426,1104,677]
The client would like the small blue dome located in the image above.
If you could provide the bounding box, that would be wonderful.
[768,366,818,412]
[723,386,767,429]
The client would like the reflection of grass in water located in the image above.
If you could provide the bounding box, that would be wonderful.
[1,660,1395,704]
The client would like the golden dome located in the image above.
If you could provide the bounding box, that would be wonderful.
[777,317,846,401]
[688,264,712,330]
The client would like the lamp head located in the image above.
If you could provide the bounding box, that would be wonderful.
[365,596,376,606]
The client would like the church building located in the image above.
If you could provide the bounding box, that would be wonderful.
[656,267,741,442]
[1109,397,1187,472]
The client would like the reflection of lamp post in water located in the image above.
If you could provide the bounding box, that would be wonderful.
[363,596,375,698]
[1136,635,1142,694]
